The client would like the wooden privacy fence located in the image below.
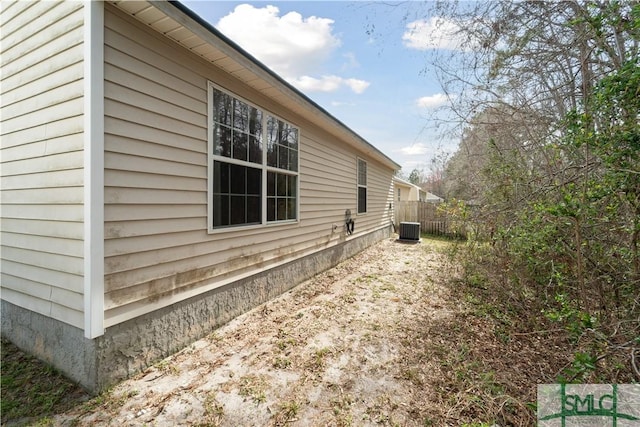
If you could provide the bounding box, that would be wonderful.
[395,201,466,238]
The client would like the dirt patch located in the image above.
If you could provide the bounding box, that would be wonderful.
[40,237,546,426]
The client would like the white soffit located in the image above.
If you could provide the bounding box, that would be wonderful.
[108,1,284,101]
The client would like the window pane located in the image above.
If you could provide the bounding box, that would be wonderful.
[278,146,289,170]
[267,171,276,197]
[289,148,298,172]
[232,131,248,161]
[358,159,367,186]
[230,164,245,194]
[267,198,275,222]
[233,99,249,131]
[213,194,229,227]
[287,199,296,220]
[213,90,232,126]
[287,127,298,149]
[267,144,277,167]
[276,173,287,197]
[266,126,278,166]
[212,161,264,229]
[267,117,278,143]
[265,116,298,171]
[278,125,287,147]
[230,196,245,225]
[249,107,262,136]
[287,175,297,197]
[265,173,297,223]
[214,125,231,158]
[358,187,367,213]
[247,195,261,223]
[213,161,229,194]
[246,167,261,195]
[279,122,290,146]
[277,199,287,221]
[248,135,261,164]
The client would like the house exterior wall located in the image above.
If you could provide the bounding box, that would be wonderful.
[102,5,395,328]
[394,179,426,202]
[395,183,413,201]
[0,1,85,329]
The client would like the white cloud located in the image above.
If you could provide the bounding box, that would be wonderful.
[217,4,370,94]
[345,78,370,94]
[416,93,450,109]
[291,75,342,92]
[290,75,370,94]
[399,143,429,156]
[217,4,339,76]
[402,17,471,51]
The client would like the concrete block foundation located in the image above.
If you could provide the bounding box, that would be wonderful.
[1,227,390,393]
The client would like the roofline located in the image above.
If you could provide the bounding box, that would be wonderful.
[165,0,401,170]
[393,176,421,189]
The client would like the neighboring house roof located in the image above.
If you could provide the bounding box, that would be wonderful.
[425,192,444,203]
[393,176,443,202]
[109,0,400,171]
[393,176,418,189]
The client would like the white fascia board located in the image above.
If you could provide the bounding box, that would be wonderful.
[83,0,105,339]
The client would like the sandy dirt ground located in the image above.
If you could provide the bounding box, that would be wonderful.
[54,237,458,426]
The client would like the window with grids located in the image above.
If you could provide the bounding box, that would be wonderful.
[208,83,298,230]
[357,158,367,214]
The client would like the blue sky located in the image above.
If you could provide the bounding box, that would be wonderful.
[183,1,464,174]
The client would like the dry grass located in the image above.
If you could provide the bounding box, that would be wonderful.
[2,236,608,426]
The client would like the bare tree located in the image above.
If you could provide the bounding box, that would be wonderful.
[429,0,640,384]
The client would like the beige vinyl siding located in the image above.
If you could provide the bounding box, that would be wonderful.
[0,1,85,329]
[103,4,394,326]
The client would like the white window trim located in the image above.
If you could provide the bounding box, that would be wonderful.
[207,81,300,233]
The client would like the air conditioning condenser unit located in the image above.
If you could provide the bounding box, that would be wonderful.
[399,222,420,242]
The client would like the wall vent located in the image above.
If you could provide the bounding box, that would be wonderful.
[399,222,420,241]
